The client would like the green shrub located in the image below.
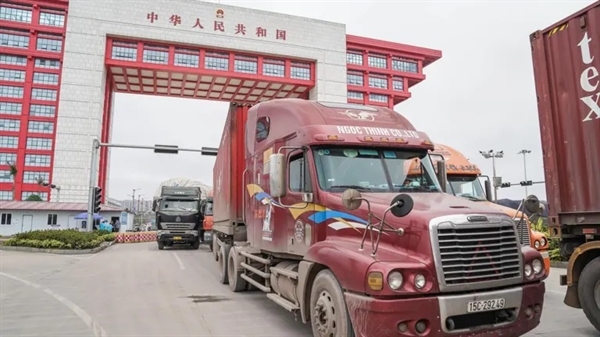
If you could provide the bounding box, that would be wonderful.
[7,229,115,250]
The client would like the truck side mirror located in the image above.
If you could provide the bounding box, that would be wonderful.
[436,160,447,193]
[484,180,493,202]
[342,189,363,210]
[152,200,157,212]
[269,153,286,198]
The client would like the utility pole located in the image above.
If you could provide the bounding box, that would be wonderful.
[518,149,532,196]
[137,195,142,226]
[128,188,140,213]
[479,150,504,202]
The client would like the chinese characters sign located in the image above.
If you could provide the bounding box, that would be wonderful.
[145,8,288,41]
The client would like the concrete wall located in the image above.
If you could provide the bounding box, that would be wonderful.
[52,0,348,202]
[0,210,122,236]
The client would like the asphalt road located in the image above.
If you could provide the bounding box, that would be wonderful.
[0,243,597,337]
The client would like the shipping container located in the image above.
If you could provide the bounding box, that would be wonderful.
[212,103,248,235]
[530,1,600,224]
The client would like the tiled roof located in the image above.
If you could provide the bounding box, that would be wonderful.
[0,201,123,212]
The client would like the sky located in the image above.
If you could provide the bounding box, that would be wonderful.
[107,0,596,202]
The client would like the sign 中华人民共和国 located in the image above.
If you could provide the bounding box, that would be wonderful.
[145,8,288,41]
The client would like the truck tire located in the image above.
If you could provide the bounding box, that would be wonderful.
[158,242,164,250]
[192,240,200,250]
[309,270,355,337]
[218,243,231,285]
[227,246,247,292]
[578,255,600,332]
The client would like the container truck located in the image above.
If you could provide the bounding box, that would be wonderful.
[530,0,600,331]
[428,143,551,275]
[212,99,546,337]
[152,186,205,250]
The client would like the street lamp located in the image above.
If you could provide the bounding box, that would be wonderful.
[41,182,61,202]
[517,149,532,196]
[127,188,141,212]
[479,150,504,202]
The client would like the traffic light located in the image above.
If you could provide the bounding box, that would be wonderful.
[519,180,533,186]
[500,182,512,188]
[93,187,102,213]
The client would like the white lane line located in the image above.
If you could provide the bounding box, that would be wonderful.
[0,272,109,337]
[173,252,185,270]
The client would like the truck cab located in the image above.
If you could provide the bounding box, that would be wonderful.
[153,186,203,250]
[213,99,547,337]
[429,143,551,275]
[200,195,214,251]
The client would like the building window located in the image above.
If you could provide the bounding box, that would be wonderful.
[26,137,52,150]
[0,191,12,201]
[0,85,24,98]
[205,52,228,71]
[369,93,388,103]
[30,104,55,117]
[47,213,58,225]
[33,72,59,85]
[35,58,60,69]
[22,191,47,201]
[0,135,18,148]
[111,43,137,61]
[174,49,199,68]
[234,56,257,74]
[346,52,363,65]
[36,37,62,52]
[0,102,22,115]
[31,88,57,101]
[0,118,19,132]
[263,59,284,77]
[347,71,363,86]
[39,12,65,27]
[0,152,16,164]
[0,54,27,66]
[28,121,53,134]
[368,75,388,89]
[0,5,32,24]
[0,212,12,224]
[0,68,25,82]
[23,171,49,183]
[0,169,12,182]
[142,46,168,64]
[290,62,310,80]
[25,154,51,167]
[392,77,404,91]
[368,54,387,69]
[0,30,29,49]
[347,91,364,100]
[392,58,418,73]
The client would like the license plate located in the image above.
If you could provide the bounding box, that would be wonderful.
[467,298,506,313]
[173,236,182,240]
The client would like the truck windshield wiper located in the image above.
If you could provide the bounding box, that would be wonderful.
[397,185,438,193]
[329,185,372,191]
[461,195,485,202]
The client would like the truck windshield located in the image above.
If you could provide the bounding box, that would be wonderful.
[447,175,486,201]
[313,147,442,192]
[160,200,198,211]
[204,201,213,215]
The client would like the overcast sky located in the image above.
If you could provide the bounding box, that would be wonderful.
[108,0,595,202]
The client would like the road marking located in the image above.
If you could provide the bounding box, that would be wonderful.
[173,252,185,270]
[0,272,109,337]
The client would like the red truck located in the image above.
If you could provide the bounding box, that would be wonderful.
[212,99,546,337]
[530,0,600,331]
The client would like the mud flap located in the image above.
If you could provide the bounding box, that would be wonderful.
[564,284,581,308]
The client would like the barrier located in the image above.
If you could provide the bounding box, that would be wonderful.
[115,231,157,243]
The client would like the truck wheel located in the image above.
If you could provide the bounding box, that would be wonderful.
[227,246,248,292]
[158,242,164,250]
[192,241,200,250]
[309,270,355,337]
[218,243,231,284]
[578,256,600,332]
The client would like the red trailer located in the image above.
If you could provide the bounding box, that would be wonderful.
[530,0,600,330]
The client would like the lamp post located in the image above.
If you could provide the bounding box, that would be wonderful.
[479,150,504,202]
[518,149,532,196]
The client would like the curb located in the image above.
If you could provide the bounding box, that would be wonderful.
[0,240,115,255]
[551,261,568,269]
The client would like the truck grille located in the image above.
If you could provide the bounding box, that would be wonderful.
[163,223,195,230]
[432,218,522,292]
[515,218,531,247]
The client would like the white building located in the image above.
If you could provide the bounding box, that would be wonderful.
[0,201,126,236]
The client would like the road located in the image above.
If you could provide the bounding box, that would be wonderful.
[0,243,596,337]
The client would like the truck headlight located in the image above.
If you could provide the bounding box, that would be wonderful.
[532,259,543,275]
[524,264,533,278]
[388,271,404,290]
[534,240,540,248]
[540,237,547,247]
[414,274,426,289]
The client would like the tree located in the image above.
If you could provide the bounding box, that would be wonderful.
[25,194,43,201]
[6,161,17,201]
